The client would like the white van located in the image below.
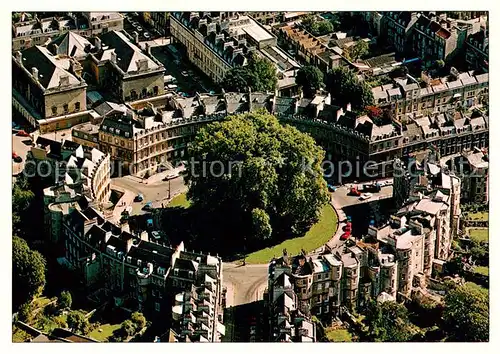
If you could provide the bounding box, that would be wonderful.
[167,84,178,90]
[164,75,176,84]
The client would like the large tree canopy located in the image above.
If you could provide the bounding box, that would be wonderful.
[301,15,334,37]
[443,283,489,341]
[364,300,418,342]
[221,54,277,93]
[326,66,374,112]
[295,65,324,98]
[12,236,46,310]
[185,112,329,252]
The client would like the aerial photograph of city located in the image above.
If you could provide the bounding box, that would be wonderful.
[11,10,489,343]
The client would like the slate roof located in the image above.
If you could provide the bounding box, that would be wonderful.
[18,46,81,90]
[94,30,161,74]
[49,31,92,58]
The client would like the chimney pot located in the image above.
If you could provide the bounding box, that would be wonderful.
[15,51,22,64]
[95,37,102,51]
[31,67,39,80]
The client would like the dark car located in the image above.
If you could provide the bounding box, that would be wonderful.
[134,194,144,202]
[327,184,337,192]
[142,202,153,211]
[12,152,22,163]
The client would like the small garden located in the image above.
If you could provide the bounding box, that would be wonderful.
[14,290,148,342]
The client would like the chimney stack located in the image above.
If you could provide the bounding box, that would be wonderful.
[31,67,39,81]
[95,37,102,51]
[15,51,22,65]
[346,103,352,112]
[110,51,117,63]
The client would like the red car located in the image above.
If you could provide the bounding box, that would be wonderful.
[16,130,30,137]
[349,187,361,196]
[344,222,352,233]
[12,152,22,163]
[340,231,351,241]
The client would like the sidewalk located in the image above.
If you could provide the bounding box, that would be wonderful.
[111,188,136,223]
[142,165,185,185]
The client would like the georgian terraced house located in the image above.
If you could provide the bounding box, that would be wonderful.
[268,161,461,317]
[85,30,165,102]
[60,205,225,342]
[170,12,301,95]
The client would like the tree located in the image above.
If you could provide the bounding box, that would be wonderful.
[130,312,147,331]
[326,66,374,112]
[348,40,369,61]
[18,302,33,323]
[59,290,72,309]
[12,179,35,227]
[12,236,46,310]
[185,112,329,251]
[436,59,445,68]
[301,15,333,36]
[364,300,418,342]
[112,320,136,341]
[67,310,90,335]
[221,53,277,93]
[251,208,272,241]
[443,284,489,341]
[295,65,324,98]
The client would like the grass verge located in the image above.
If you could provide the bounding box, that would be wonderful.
[244,204,338,264]
[469,228,488,243]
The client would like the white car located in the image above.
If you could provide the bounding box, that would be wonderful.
[181,71,189,77]
[384,180,393,186]
[359,193,373,200]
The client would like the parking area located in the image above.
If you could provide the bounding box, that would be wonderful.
[151,45,219,96]
[122,13,162,42]
[331,179,393,209]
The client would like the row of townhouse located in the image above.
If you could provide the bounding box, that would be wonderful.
[379,11,487,67]
[12,12,124,51]
[372,70,488,119]
[445,147,488,204]
[266,258,317,342]
[57,204,225,342]
[69,84,487,180]
[25,136,112,243]
[12,29,165,133]
[267,162,461,319]
[169,12,301,95]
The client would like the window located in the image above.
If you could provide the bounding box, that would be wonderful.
[174,269,179,276]
[63,104,69,113]
[153,86,159,95]
[75,102,80,111]
[51,106,57,115]
[155,302,160,312]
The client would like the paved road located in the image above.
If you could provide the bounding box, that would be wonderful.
[12,133,33,177]
[223,263,269,307]
[331,181,393,208]
[111,172,187,215]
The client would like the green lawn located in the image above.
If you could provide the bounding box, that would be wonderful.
[465,282,488,295]
[465,212,488,221]
[89,323,121,342]
[474,266,489,276]
[326,328,352,342]
[469,228,489,243]
[244,204,338,264]
[167,193,191,208]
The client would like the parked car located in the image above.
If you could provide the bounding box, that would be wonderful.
[142,202,153,211]
[143,32,151,39]
[12,152,22,163]
[136,26,143,32]
[16,130,29,137]
[181,71,189,77]
[163,173,179,181]
[327,184,337,192]
[384,180,393,186]
[359,193,373,201]
[340,231,351,241]
[134,194,144,202]
[349,187,361,196]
